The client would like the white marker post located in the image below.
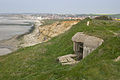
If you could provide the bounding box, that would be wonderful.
[87,21,90,26]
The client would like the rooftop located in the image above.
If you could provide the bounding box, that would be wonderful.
[72,32,104,48]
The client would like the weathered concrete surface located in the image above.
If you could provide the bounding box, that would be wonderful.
[58,32,104,65]
[57,54,79,65]
[72,32,104,58]
[72,32,103,48]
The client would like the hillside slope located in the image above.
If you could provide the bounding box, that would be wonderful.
[0,19,120,80]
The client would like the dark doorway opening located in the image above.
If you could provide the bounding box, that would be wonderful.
[76,42,83,60]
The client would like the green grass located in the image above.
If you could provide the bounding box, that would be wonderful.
[41,19,80,26]
[0,19,120,80]
[41,19,58,26]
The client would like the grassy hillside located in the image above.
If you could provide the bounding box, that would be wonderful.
[0,19,120,80]
[109,14,120,18]
[77,14,120,18]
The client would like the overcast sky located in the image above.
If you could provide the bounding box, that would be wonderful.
[0,0,119,14]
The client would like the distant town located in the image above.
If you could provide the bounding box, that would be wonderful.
[0,13,120,21]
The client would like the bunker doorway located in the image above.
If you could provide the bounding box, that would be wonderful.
[76,42,83,60]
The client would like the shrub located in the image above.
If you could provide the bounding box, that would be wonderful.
[95,16,113,20]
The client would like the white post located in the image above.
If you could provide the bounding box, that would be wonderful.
[87,21,90,26]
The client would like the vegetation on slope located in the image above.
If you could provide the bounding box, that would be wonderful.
[41,19,80,26]
[0,19,120,80]
[109,14,120,18]
[95,16,113,20]
[76,14,120,18]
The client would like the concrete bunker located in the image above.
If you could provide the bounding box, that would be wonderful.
[72,32,104,60]
[73,42,83,60]
[58,32,104,65]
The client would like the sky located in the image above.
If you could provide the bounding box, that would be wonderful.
[0,0,119,14]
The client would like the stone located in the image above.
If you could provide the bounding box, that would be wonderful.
[114,56,120,62]
[72,32,104,59]
[21,21,79,47]
[58,32,104,65]
[57,54,79,65]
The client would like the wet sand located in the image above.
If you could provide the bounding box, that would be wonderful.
[0,25,32,41]
[0,17,34,55]
[0,48,12,56]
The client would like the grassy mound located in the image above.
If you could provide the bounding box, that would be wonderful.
[0,19,120,80]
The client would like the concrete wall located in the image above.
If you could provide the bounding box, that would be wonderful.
[83,46,95,58]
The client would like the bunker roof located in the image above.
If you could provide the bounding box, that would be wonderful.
[72,32,104,48]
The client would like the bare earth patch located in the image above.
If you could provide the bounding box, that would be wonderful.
[21,21,79,47]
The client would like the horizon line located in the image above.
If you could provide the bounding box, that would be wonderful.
[0,12,120,15]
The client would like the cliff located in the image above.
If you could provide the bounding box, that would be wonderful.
[21,21,79,47]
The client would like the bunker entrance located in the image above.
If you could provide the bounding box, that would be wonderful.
[76,42,83,60]
[57,32,104,65]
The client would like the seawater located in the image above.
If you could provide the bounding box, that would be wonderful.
[0,25,32,40]
[0,17,34,55]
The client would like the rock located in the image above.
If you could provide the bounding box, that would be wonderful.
[21,21,79,47]
[72,32,104,59]
[114,56,120,62]
[57,54,79,65]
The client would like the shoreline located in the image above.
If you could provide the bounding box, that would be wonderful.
[16,24,35,39]
[20,20,42,47]
[0,35,21,55]
[0,20,79,56]
[0,21,41,55]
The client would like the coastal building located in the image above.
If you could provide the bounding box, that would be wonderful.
[58,32,104,65]
[72,32,104,59]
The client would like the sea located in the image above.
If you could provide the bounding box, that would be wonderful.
[0,16,35,55]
